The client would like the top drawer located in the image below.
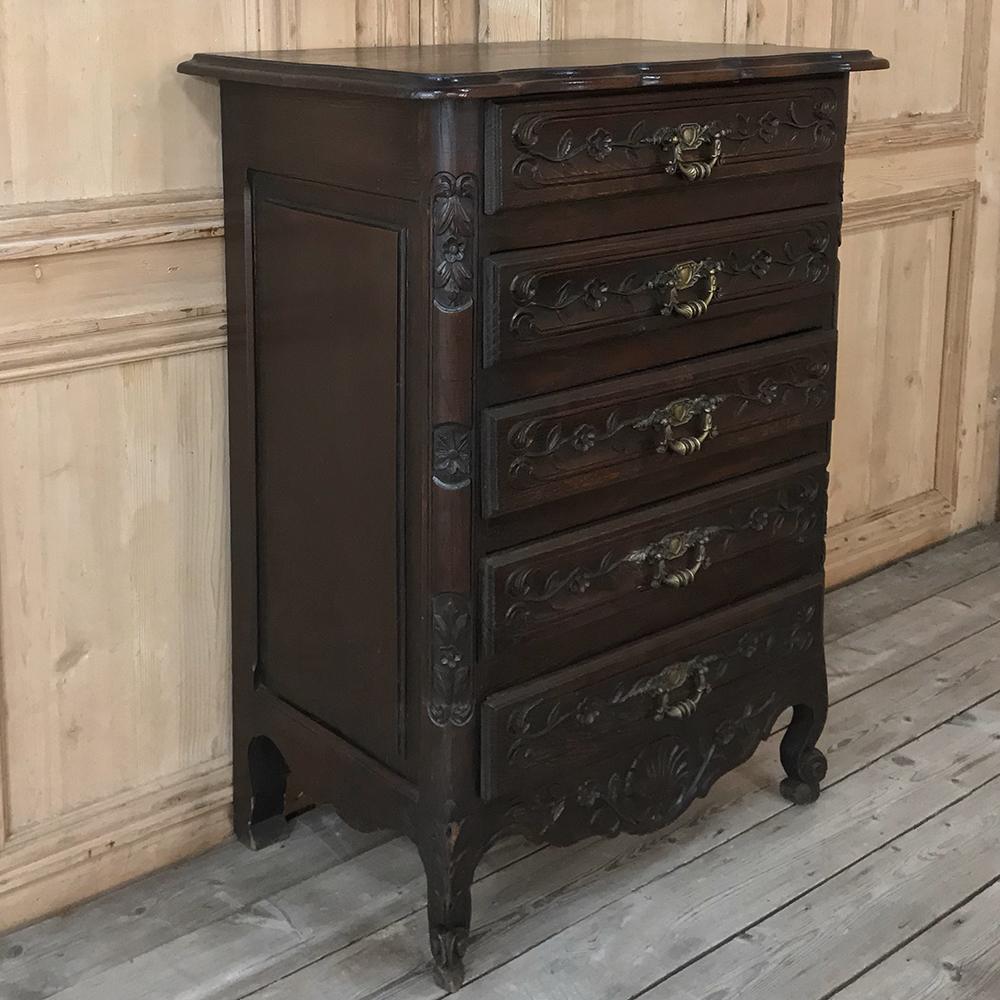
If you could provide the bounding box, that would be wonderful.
[486,78,847,214]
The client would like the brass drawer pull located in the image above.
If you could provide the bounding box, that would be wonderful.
[648,260,719,320]
[665,122,727,181]
[633,394,723,456]
[614,658,714,721]
[626,529,711,590]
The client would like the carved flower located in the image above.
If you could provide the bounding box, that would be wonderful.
[575,699,601,726]
[582,278,610,311]
[758,111,782,144]
[442,237,465,263]
[746,507,771,532]
[586,127,615,161]
[755,377,780,405]
[571,424,598,453]
[437,646,463,672]
[749,249,774,278]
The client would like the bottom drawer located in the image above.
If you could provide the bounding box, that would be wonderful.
[481,577,824,802]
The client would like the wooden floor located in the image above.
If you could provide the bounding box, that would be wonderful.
[5,525,1000,1000]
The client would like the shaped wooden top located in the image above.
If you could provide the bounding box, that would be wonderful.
[179,37,888,101]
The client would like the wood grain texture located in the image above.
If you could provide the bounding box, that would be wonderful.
[834,880,1000,999]
[0,353,230,834]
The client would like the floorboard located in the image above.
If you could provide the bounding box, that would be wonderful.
[831,880,1000,1000]
[2,524,999,1000]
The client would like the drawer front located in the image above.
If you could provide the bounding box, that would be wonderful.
[481,579,823,801]
[486,78,846,214]
[483,207,839,375]
[483,330,835,519]
[481,457,827,663]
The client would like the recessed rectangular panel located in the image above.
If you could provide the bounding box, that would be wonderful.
[253,193,401,766]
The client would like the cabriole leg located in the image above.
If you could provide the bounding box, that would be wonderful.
[420,820,482,993]
[779,702,828,805]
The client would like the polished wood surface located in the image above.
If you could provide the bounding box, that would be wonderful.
[179,37,887,97]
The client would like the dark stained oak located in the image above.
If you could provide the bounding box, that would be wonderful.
[180,37,886,992]
[179,37,887,99]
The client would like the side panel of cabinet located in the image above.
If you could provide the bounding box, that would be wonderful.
[251,175,405,769]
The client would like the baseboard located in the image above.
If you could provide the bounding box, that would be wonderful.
[825,491,954,588]
[0,758,233,933]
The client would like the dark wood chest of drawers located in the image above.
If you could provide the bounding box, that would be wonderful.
[180,37,886,991]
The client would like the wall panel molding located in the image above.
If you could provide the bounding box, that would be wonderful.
[0,308,227,384]
[0,190,223,261]
[828,183,979,586]
[844,0,992,154]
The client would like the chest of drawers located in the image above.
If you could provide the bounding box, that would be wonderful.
[180,37,887,991]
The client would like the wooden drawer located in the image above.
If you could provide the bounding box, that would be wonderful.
[486,78,847,214]
[482,206,839,390]
[481,578,824,801]
[483,329,835,519]
[481,456,826,666]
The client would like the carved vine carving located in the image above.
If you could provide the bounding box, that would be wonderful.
[428,594,474,727]
[506,357,831,482]
[504,602,818,768]
[506,224,833,344]
[501,477,822,634]
[510,95,839,188]
[432,172,477,313]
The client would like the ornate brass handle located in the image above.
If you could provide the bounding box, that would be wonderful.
[611,655,715,722]
[633,394,723,456]
[650,661,712,720]
[626,529,711,590]
[648,260,719,320]
[665,123,727,181]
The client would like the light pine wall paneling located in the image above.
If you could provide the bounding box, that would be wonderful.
[0,351,231,834]
[948,0,1000,531]
[546,0,638,40]
[421,0,479,44]
[636,1,725,41]
[479,0,545,42]
[255,0,417,49]
[0,1,248,205]
[739,0,992,150]
[827,186,979,585]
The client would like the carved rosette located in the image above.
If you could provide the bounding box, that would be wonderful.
[428,593,474,727]
[432,423,472,491]
[432,172,477,313]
